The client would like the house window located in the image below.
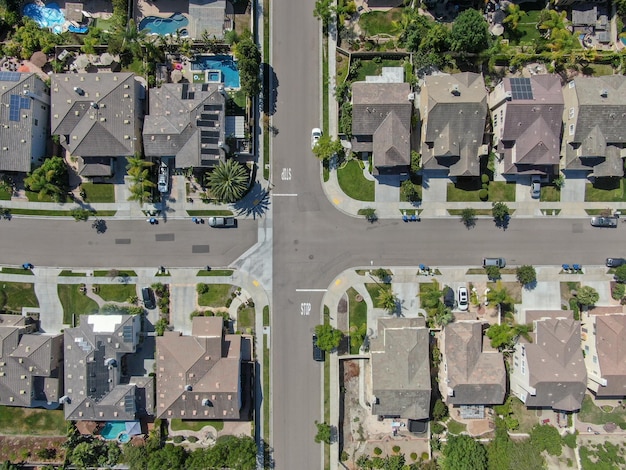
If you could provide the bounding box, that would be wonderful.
[500,110,503,124]
[569,124,575,136]
[593,355,597,363]
[585,345,589,352]
[521,360,526,375]
[34,119,38,126]
[569,108,575,119]
[569,81,575,88]
[582,327,588,333]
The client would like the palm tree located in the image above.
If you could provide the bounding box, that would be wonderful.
[126,154,154,178]
[433,303,454,328]
[487,282,514,309]
[504,4,525,31]
[378,286,398,314]
[419,281,444,309]
[206,160,249,203]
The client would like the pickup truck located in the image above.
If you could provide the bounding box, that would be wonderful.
[208,216,236,228]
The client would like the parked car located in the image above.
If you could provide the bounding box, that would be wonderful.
[312,334,325,362]
[590,216,618,228]
[208,216,236,228]
[443,286,455,309]
[141,287,156,309]
[530,176,541,199]
[311,128,322,149]
[457,286,469,311]
[606,258,626,268]
[158,160,169,193]
[483,257,506,268]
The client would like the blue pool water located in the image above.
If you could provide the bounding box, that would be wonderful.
[191,55,241,89]
[23,2,65,34]
[101,421,127,440]
[139,13,189,36]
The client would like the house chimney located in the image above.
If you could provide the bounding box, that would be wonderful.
[600,89,608,98]
[450,84,460,96]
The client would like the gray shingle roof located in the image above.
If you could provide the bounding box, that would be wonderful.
[421,73,487,176]
[51,73,141,158]
[592,314,626,397]
[522,318,587,411]
[188,0,226,39]
[442,322,506,405]
[63,315,153,421]
[0,73,49,172]
[143,83,226,169]
[562,76,626,176]
[370,318,431,419]
[572,5,597,26]
[0,315,63,408]
[156,317,243,420]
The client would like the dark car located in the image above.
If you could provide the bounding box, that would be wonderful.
[141,287,156,309]
[443,287,455,309]
[312,334,325,362]
[591,216,618,228]
[606,258,626,268]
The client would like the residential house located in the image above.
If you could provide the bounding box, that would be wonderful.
[420,72,488,177]
[0,72,49,172]
[63,315,154,421]
[581,308,626,398]
[51,72,143,178]
[489,75,564,177]
[561,76,626,177]
[370,317,431,420]
[0,314,63,408]
[351,68,413,175]
[510,312,587,411]
[439,322,506,415]
[156,316,251,420]
[143,83,227,169]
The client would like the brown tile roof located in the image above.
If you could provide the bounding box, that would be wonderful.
[593,314,626,396]
[442,322,506,405]
[156,317,242,420]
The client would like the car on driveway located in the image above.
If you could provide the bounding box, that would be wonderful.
[312,334,325,362]
[311,128,322,149]
[158,160,169,193]
[208,216,236,228]
[530,176,541,199]
[457,286,469,311]
[443,287,455,309]
[591,216,618,228]
[606,258,626,267]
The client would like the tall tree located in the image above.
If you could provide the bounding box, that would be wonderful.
[450,9,490,53]
[576,285,599,307]
[24,156,68,202]
[206,159,249,203]
[378,285,398,314]
[313,0,334,32]
[504,3,525,31]
[442,435,488,470]
[314,323,343,351]
[233,33,261,98]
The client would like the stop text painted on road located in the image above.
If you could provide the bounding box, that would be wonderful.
[300,302,311,316]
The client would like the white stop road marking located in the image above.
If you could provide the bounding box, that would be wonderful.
[281,168,292,180]
[300,302,311,316]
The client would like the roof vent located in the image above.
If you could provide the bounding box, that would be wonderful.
[185,384,193,391]
[59,395,71,404]
[450,84,460,96]
[73,87,84,96]
[90,102,99,109]
[104,358,117,367]
[202,398,212,406]
[505,91,512,100]
[600,89,608,98]
[408,93,415,101]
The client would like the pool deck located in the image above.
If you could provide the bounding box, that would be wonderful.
[135,0,188,23]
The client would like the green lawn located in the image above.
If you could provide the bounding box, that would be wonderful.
[359,8,403,36]
[9,209,116,217]
[448,209,493,216]
[446,419,467,435]
[579,394,626,426]
[585,178,626,202]
[237,305,255,330]
[364,283,386,309]
[354,59,404,83]
[337,160,375,202]
[582,63,615,77]
[0,187,11,200]
[512,8,544,44]
[95,284,136,302]
[347,287,367,354]
[93,270,137,277]
[0,282,39,312]
[228,89,247,111]
[170,419,224,432]
[93,16,114,31]
[59,270,87,277]
[57,284,99,325]
[0,407,67,435]
[80,182,115,203]
[197,269,234,276]
[541,185,560,202]
[187,210,234,216]
[25,190,57,203]
[263,305,270,326]
[198,284,234,307]
[447,180,515,202]
[1,267,33,275]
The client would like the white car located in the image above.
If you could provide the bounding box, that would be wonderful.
[311,128,322,149]
[530,176,541,199]
[457,286,469,311]
[158,161,169,193]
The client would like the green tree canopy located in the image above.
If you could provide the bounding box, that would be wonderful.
[492,201,510,223]
[233,34,261,98]
[314,421,332,444]
[24,156,68,202]
[615,264,626,283]
[576,285,599,307]
[312,135,342,161]
[207,159,249,203]
[485,265,501,280]
[516,265,537,286]
[313,0,334,32]
[315,323,343,351]
[450,9,490,53]
[147,443,188,470]
[442,434,487,470]
[530,424,563,456]
[461,208,477,229]
[378,286,398,314]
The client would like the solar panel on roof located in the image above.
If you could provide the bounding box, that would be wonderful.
[201,148,220,155]
[20,97,30,110]
[197,120,215,127]
[124,394,135,413]
[9,95,20,122]
[201,84,209,92]
[510,77,533,100]
[201,136,219,144]
[0,72,21,82]
[188,92,195,100]
[181,83,189,100]
[204,104,222,111]
[122,325,133,343]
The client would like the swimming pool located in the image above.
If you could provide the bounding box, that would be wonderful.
[100,421,126,440]
[23,2,65,34]
[139,13,189,36]
[191,55,241,89]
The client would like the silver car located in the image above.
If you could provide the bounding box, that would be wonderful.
[530,176,541,199]
[457,286,469,311]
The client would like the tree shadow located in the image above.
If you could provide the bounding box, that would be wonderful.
[233,182,271,219]
[494,215,510,231]
[262,63,279,116]
[462,217,476,230]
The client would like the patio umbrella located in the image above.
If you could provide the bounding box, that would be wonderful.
[73,54,90,70]
[99,52,114,66]
[491,24,504,36]
[30,51,47,68]
[125,421,142,436]
[171,69,183,83]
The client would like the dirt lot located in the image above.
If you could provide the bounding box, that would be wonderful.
[0,436,66,465]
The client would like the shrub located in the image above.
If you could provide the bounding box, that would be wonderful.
[392,445,400,453]
[187,436,198,443]
[481,174,489,183]
[373,447,382,456]
[563,431,577,449]
[612,283,625,300]
[516,265,536,285]
[226,298,233,308]
[340,451,349,461]
[431,422,445,434]
[482,183,489,190]
[172,435,184,444]
[197,283,209,294]
[421,452,429,461]
[432,399,448,421]
[479,188,488,200]
[410,452,418,461]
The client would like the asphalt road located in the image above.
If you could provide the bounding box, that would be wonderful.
[0,218,257,268]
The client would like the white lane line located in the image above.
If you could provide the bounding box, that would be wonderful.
[295,288,328,292]
[272,193,298,197]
